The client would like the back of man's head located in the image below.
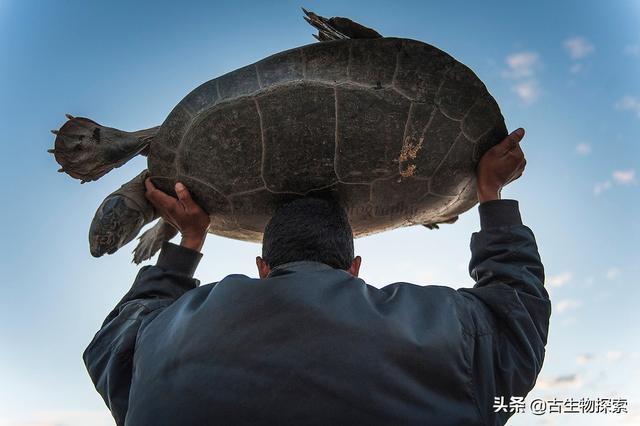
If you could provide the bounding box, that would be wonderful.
[261,197,354,270]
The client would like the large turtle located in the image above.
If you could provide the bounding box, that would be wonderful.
[49,9,506,263]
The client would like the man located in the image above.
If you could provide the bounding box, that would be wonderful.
[84,127,551,425]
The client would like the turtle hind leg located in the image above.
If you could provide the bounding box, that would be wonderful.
[422,215,459,230]
[422,223,440,230]
[89,170,156,257]
[132,219,179,264]
[302,8,382,41]
[49,114,159,183]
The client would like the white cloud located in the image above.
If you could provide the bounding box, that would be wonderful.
[593,180,612,195]
[502,52,541,105]
[564,37,595,59]
[624,43,640,57]
[615,96,640,118]
[548,272,572,288]
[594,170,637,195]
[569,63,584,74]
[576,353,594,365]
[606,351,623,361]
[503,52,540,79]
[612,169,636,184]
[511,80,539,104]
[606,267,620,280]
[575,143,591,155]
[536,373,583,390]
[555,299,582,314]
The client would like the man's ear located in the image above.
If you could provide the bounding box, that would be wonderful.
[348,255,362,277]
[256,256,271,279]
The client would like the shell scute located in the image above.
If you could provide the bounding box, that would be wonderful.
[336,87,410,183]
[394,40,455,103]
[258,82,337,193]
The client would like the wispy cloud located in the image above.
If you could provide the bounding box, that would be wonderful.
[548,272,572,288]
[624,43,640,57]
[606,267,621,280]
[536,373,583,390]
[612,169,636,184]
[569,63,584,74]
[606,350,624,361]
[575,143,591,155]
[615,96,640,118]
[594,170,636,195]
[555,299,582,314]
[564,37,595,59]
[563,37,594,75]
[576,350,637,365]
[576,353,594,365]
[503,52,540,79]
[511,81,539,104]
[593,180,612,195]
[502,51,541,104]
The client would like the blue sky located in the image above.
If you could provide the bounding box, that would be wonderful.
[1,0,639,425]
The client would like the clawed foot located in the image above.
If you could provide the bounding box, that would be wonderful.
[89,195,149,257]
[422,215,459,230]
[49,114,152,183]
[89,171,155,257]
[131,219,178,264]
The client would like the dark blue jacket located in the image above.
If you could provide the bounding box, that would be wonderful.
[84,199,551,426]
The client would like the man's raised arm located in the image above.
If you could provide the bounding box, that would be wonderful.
[457,128,552,425]
[83,180,210,425]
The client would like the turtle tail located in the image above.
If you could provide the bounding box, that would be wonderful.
[301,8,382,41]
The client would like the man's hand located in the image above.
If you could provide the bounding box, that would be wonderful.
[476,128,527,203]
[144,178,211,252]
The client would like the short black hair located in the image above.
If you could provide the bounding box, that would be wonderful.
[262,197,354,270]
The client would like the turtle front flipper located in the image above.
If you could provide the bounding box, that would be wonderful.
[302,8,382,41]
[132,218,179,264]
[49,114,159,183]
[89,170,156,257]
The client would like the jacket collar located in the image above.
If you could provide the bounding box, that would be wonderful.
[267,260,336,277]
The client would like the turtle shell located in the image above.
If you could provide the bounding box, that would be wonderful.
[147,38,506,242]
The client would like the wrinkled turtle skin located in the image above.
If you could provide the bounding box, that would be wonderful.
[148,37,506,242]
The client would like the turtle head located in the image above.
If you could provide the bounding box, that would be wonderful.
[89,194,148,257]
[50,116,150,183]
